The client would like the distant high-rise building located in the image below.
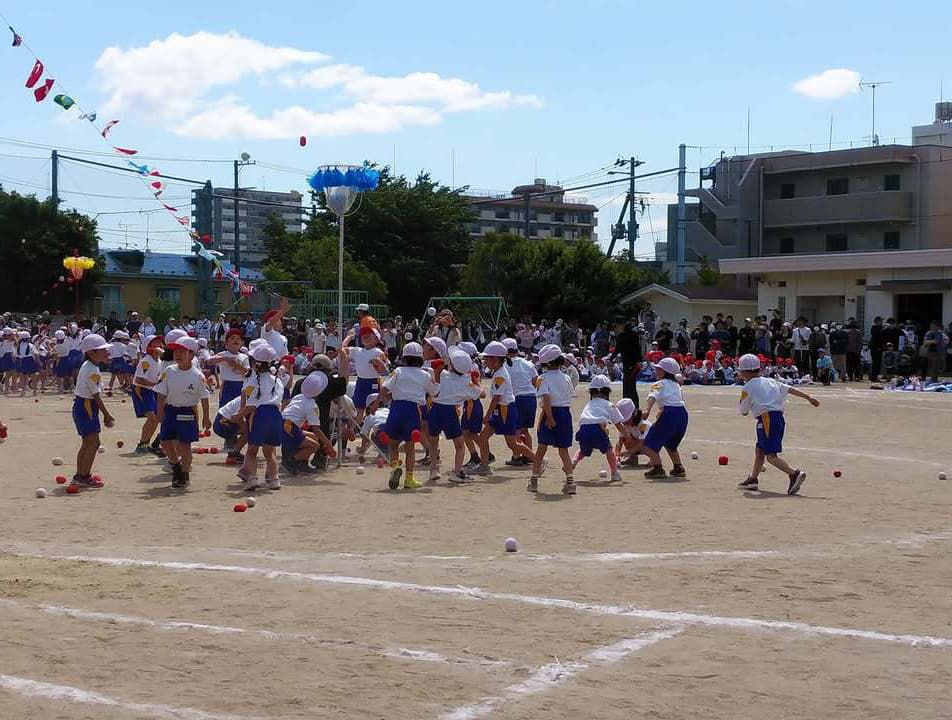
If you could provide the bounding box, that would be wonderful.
[463,179,597,243]
[192,188,304,269]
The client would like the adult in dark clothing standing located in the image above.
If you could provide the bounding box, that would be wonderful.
[737,317,756,355]
[691,321,710,357]
[654,321,674,353]
[846,322,863,380]
[611,318,643,407]
[868,316,884,381]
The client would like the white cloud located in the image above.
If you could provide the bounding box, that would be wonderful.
[175,100,442,140]
[792,68,861,100]
[287,65,543,112]
[94,32,542,140]
[94,31,328,120]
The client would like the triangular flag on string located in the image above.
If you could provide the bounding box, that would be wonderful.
[161,203,179,212]
[148,170,161,176]
[175,216,191,227]
[113,146,138,155]
[9,26,22,46]
[53,94,75,110]
[33,78,54,102]
[150,180,163,191]
[128,161,149,174]
[25,59,44,88]
[101,120,119,138]
[79,112,97,122]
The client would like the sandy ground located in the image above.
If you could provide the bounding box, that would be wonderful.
[1,380,950,719]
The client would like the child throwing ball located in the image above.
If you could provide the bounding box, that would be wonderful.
[735,353,819,495]
[641,357,689,479]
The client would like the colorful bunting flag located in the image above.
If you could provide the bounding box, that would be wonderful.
[78,112,97,121]
[53,94,75,110]
[161,203,178,212]
[113,146,138,155]
[25,59,43,88]
[33,78,54,102]
[128,161,150,174]
[9,26,22,47]
[101,119,119,138]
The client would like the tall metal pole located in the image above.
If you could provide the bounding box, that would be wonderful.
[337,215,345,467]
[233,160,240,277]
[51,149,59,206]
[676,144,687,285]
[627,156,636,261]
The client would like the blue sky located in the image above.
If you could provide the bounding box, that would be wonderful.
[0,0,949,258]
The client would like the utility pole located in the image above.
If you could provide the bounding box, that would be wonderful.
[676,143,687,285]
[50,149,59,206]
[607,157,644,262]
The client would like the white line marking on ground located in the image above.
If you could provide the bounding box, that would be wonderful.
[0,599,512,670]
[440,628,682,720]
[0,674,269,720]
[19,552,952,649]
[691,438,948,468]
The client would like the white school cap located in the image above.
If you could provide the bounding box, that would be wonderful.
[356,303,370,312]
[364,392,379,407]
[54,330,65,340]
[197,337,208,348]
[424,336,447,358]
[301,372,329,398]
[482,341,507,358]
[589,375,611,390]
[168,337,199,353]
[657,357,681,375]
[165,328,187,345]
[616,398,636,423]
[458,341,478,357]
[402,342,424,358]
[448,348,473,374]
[249,344,276,362]
[737,353,761,371]
[502,338,519,353]
[538,344,562,364]
[79,334,111,353]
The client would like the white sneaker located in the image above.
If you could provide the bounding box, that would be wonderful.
[429,466,441,482]
[610,469,622,482]
[266,477,282,490]
[243,476,264,491]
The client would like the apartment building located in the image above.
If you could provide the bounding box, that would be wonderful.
[671,105,952,328]
[192,188,304,269]
[464,179,597,242]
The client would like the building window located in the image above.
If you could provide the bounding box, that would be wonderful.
[826,178,849,195]
[825,233,848,252]
[780,183,795,199]
[494,209,510,219]
[779,237,794,254]
[577,212,591,223]
[883,231,900,250]
[554,212,565,222]
[884,174,901,191]
[553,226,564,238]
[156,287,181,305]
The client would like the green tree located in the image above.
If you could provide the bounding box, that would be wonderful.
[147,297,179,330]
[310,169,474,314]
[262,213,387,302]
[694,255,722,286]
[0,187,102,311]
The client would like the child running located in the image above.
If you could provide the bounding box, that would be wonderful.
[344,327,388,421]
[71,334,115,488]
[573,375,629,483]
[473,341,534,476]
[155,336,211,489]
[206,328,249,408]
[132,335,164,453]
[641,357,689,479]
[380,342,436,490]
[503,338,539,466]
[428,347,483,483]
[530,344,576,495]
[735,353,819,495]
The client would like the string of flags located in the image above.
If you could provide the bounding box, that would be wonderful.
[5,20,257,298]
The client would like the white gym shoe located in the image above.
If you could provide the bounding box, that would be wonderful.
[243,476,264,491]
[266,477,282,490]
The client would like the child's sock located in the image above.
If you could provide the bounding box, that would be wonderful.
[607,450,619,474]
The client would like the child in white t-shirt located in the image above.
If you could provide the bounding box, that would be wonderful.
[735,353,819,495]
[573,374,631,483]
[641,358,689,480]
[615,398,651,466]
[530,345,576,494]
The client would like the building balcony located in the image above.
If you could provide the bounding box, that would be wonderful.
[763,191,913,228]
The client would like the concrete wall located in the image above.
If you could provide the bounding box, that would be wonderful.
[762,224,914,255]
[634,293,756,328]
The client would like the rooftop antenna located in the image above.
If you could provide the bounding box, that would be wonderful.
[859,80,892,146]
